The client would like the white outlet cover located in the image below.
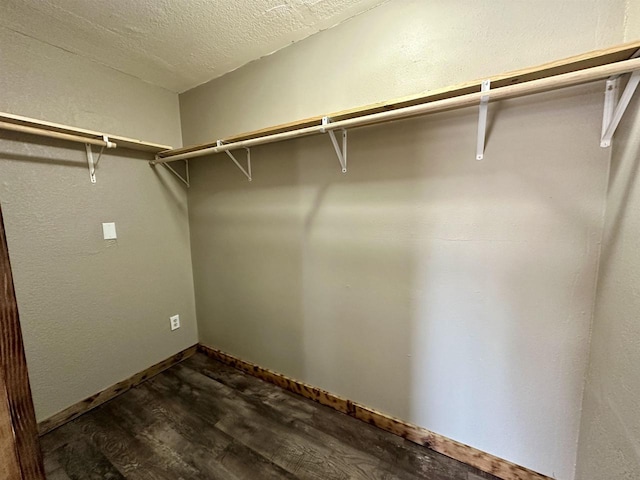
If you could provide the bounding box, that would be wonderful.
[102,222,117,240]
[170,314,180,331]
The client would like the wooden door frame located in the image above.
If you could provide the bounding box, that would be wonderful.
[0,205,46,479]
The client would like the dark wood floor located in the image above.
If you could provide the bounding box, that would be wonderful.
[41,352,498,480]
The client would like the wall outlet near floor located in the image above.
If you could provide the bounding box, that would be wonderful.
[170,314,180,331]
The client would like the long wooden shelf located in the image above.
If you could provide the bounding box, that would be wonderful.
[158,39,640,159]
[0,112,172,153]
[3,40,638,160]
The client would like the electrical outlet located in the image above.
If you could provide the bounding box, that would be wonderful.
[170,314,180,331]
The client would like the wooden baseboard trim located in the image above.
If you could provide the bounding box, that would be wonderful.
[197,344,553,480]
[37,345,198,436]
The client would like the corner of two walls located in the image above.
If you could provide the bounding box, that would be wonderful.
[573,9,640,480]
[574,91,640,480]
[177,1,627,479]
[0,26,197,421]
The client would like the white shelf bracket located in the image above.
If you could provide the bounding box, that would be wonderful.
[476,79,491,160]
[601,77,620,146]
[85,144,97,184]
[85,135,114,184]
[218,140,251,181]
[322,117,347,173]
[159,159,190,188]
[600,70,640,148]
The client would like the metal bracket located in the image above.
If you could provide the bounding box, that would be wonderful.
[85,135,114,183]
[322,117,347,173]
[600,70,640,148]
[476,80,491,160]
[86,144,97,184]
[162,160,190,188]
[218,141,251,181]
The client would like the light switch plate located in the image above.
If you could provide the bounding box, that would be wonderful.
[102,222,117,240]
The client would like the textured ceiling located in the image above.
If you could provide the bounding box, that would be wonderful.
[0,0,386,93]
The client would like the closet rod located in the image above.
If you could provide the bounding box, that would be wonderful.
[0,121,116,148]
[153,55,640,164]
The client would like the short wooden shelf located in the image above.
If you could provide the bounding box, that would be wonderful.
[0,111,171,153]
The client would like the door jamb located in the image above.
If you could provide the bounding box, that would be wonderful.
[0,205,46,479]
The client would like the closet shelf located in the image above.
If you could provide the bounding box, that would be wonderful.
[2,40,639,182]
[0,111,172,153]
[155,40,640,166]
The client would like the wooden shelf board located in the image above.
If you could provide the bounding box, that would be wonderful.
[0,112,172,153]
[158,39,640,159]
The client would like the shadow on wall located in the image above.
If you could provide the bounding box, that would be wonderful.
[597,92,640,272]
[188,85,607,477]
[0,129,153,164]
[0,130,97,169]
[0,128,188,217]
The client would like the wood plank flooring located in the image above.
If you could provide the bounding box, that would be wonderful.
[41,353,499,480]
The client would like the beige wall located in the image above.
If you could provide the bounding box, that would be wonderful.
[625,0,640,40]
[575,8,640,479]
[0,26,197,420]
[180,1,625,478]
